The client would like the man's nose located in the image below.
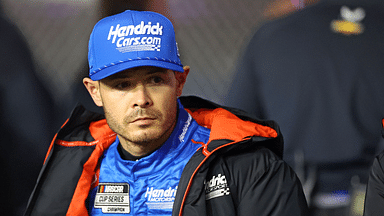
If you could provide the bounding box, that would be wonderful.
[132,85,153,108]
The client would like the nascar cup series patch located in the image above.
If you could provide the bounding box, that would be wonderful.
[94,183,130,214]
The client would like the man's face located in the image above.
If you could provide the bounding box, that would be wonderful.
[85,66,188,151]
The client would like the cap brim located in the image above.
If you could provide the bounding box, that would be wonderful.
[90,59,184,81]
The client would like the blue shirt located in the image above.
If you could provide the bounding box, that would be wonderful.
[88,100,210,215]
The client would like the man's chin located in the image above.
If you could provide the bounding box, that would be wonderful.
[126,131,161,144]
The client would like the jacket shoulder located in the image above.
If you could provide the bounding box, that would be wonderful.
[206,146,309,215]
[221,146,288,184]
[24,105,116,216]
[228,147,308,215]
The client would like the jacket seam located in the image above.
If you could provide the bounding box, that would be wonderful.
[56,133,116,147]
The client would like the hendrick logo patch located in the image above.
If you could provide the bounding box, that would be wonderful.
[145,186,177,210]
[107,21,163,52]
[94,183,130,214]
[205,174,230,200]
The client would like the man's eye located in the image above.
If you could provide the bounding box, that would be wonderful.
[115,82,131,89]
[151,76,163,84]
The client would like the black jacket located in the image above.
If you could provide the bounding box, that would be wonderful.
[24,96,308,215]
[364,120,384,216]
[364,150,384,216]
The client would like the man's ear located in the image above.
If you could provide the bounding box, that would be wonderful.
[175,66,190,97]
[83,77,103,107]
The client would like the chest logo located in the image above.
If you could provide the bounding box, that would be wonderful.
[205,174,231,200]
[145,186,178,210]
[94,183,130,214]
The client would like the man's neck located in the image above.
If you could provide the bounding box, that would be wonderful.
[118,143,154,161]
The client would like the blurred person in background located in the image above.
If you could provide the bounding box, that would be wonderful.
[0,8,55,216]
[225,0,384,215]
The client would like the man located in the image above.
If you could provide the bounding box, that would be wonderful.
[225,0,384,215]
[364,119,384,215]
[24,10,308,215]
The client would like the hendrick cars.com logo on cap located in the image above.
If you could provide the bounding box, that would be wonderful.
[107,21,163,53]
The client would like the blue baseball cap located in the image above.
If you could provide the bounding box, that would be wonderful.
[88,10,184,81]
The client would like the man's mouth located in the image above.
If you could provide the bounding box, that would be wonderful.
[131,117,156,123]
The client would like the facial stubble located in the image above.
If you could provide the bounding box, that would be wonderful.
[104,107,177,146]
